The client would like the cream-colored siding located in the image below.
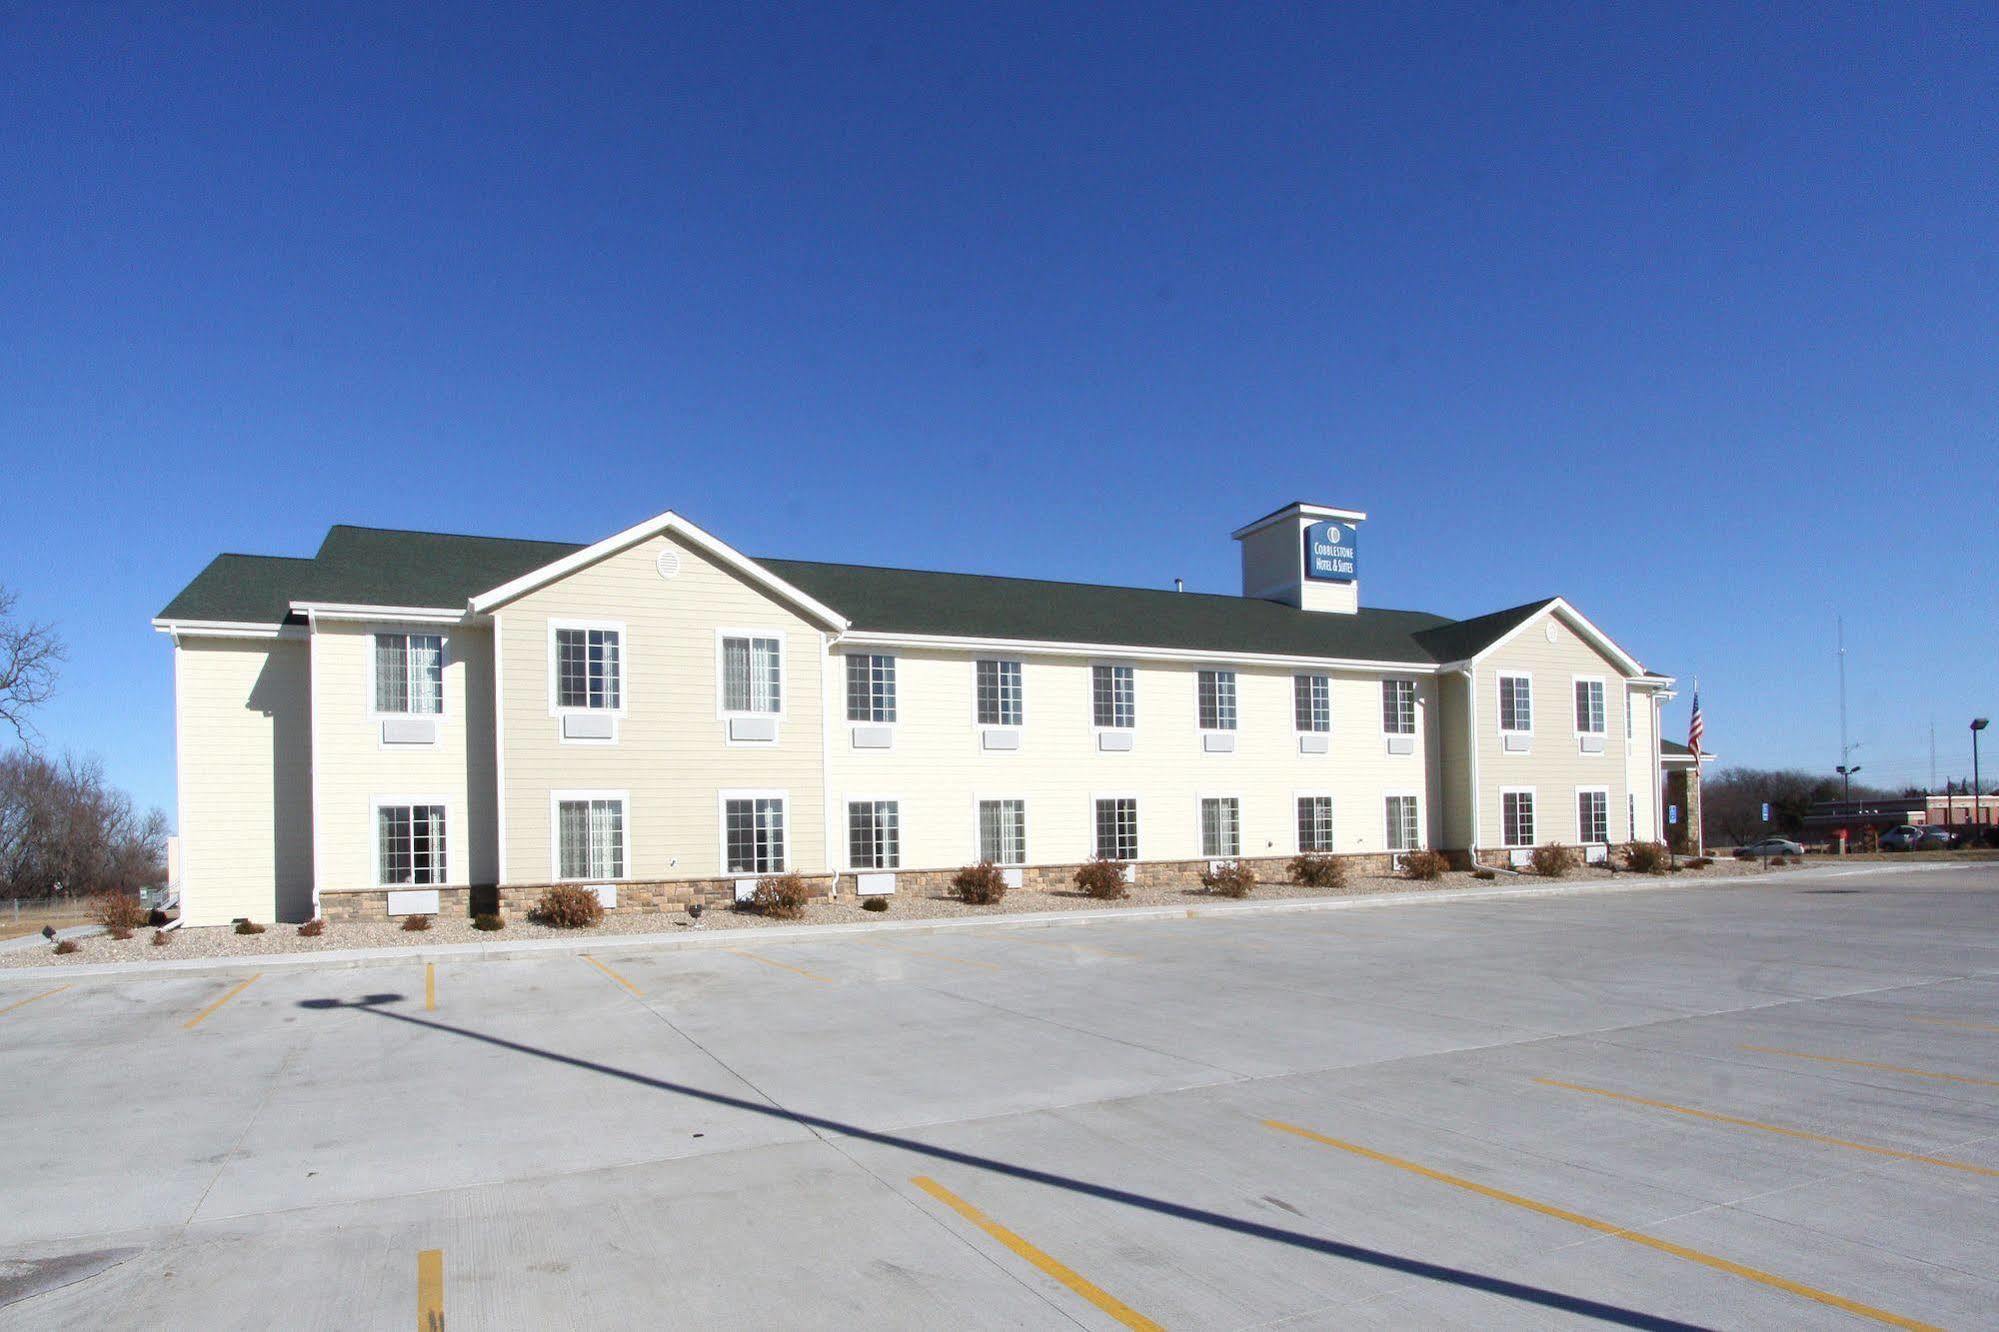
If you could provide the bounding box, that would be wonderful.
[496,532,829,883]
[1473,610,1641,848]
[1435,668,1474,848]
[173,637,313,925]
[310,622,497,895]
[1626,683,1660,841]
[826,649,1437,870]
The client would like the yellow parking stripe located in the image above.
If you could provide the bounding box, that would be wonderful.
[1263,1119,1938,1331]
[1910,1016,1999,1034]
[1740,1046,1999,1088]
[0,985,69,1017]
[417,1248,443,1331]
[582,954,643,998]
[1536,1079,1999,1178]
[183,974,261,1030]
[725,949,833,983]
[424,963,436,1011]
[911,1177,1163,1331]
[865,939,1001,971]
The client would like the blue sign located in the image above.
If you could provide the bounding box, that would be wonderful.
[1761,802,1771,822]
[1304,519,1357,582]
[1669,806,1679,825]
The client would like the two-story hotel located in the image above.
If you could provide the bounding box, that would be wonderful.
[154,502,1680,926]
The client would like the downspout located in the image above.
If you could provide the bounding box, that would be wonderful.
[820,629,841,901]
[1462,664,1482,867]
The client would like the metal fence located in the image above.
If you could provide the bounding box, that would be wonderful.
[3,897,95,926]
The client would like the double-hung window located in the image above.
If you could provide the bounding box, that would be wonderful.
[1297,796,1334,853]
[1498,674,1532,734]
[1502,790,1536,847]
[724,796,786,873]
[1294,674,1330,732]
[1200,797,1240,858]
[1575,680,1606,736]
[555,627,621,711]
[846,654,896,723]
[847,800,900,870]
[1092,665,1135,729]
[1577,789,1609,845]
[978,799,1026,864]
[377,804,446,885]
[555,798,624,880]
[375,634,443,715]
[721,636,782,714]
[1382,679,1416,735]
[1197,671,1237,730]
[1385,795,1420,851]
[976,659,1023,726]
[1625,692,1635,740]
[1094,797,1138,861]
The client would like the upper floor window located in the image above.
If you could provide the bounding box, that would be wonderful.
[1385,794,1420,851]
[846,654,896,723]
[976,659,1023,726]
[721,636,781,714]
[978,799,1026,864]
[1498,674,1533,733]
[377,803,446,885]
[1381,679,1416,735]
[1201,796,1240,858]
[1093,665,1135,729]
[1502,790,1536,847]
[1294,674,1330,732]
[724,795,786,873]
[847,799,900,869]
[1625,693,1635,740]
[1094,797,1138,860]
[1297,796,1334,853]
[375,633,443,715]
[1575,680,1606,735]
[1197,670,1237,730]
[555,627,621,711]
[556,797,624,880]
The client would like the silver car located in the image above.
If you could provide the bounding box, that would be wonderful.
[1734,837,1804,858]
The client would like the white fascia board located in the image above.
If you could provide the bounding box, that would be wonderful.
[289,602,475,624]
[836,629,1437,674]
[467,509,850,631]
[1230,502,1369,541]
[151,618,306,641]
[1467,598,1646,678]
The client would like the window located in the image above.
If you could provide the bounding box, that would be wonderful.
[1629,792,1637,840]
[377,804,446,885]
[1200,797,1240,857]
[1578,789,1609,844]
[724,796,786,873]
[847,800,900,869]
[721,636,782,714]
[845,654,896,723]
[1499,675,1532,733]
[976,659,1023,726]
[978,799,1026,864]
[1093,665,1135,728]
[1575,680,1606,735]
[555,627,621,710]
[375,634,443,715]
[1625,693,1634,740]
[1094,797,1138,860]
[1382,679,1416,735]
[1385,795,1420,851]
[1502,790,1536,847]
[1197,671,1237,730]
[1297,796,1334,853]
[556,798,624,880]
[1294,674,1331,732]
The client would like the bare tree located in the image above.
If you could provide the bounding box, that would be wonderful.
[0,751,166,899]
[0,587,64,743]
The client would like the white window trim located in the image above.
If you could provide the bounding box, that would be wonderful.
[1499,785,1537,849]
[1293,789,1336,854]
[1090,660,1139,734]
[841,792,903,871]
[1384,790,1424,852]
[546,619,628,744]
[1497,672,1533,737]
[548,789,630,883]
[1575,785,1612,845]
[372,795,452,889]
[366,626,450,725]
[1380,677,1419,737]
[715,627,789,735]
[972,658,1027,731]
[1090,791,1141,861]
[1573,674,1608,741]
[718,788,790,875]
[1196,792,1243,859]
[844,652,899,727]
[971,794,1029,866]
[1194,669,1239,734]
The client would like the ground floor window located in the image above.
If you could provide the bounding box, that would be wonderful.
[1577,789,1609,844]
[847,800,900,870]
[1200,797,1240,858]
[555,798,623,880]
[725,796,786,874]
[1385,795,1420,851]
[1502,790,1536,848]
[378,804,446,885]
[978,799,1026,864]
[1095,797,1138,860]
[1297,796,1334,853]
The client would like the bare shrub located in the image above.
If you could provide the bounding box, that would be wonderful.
[234,919,265,935]
[471,913,504,931]
[531,884,604,928]
[1400,850,1448,881]
[749,873,812,919]
[53,938,78,954]
[107,926,133,941]
[952,861,1009,905]
[1621,841,1669,874]
[862,896,889,912]
[1073,857,1129,900]
[1201,861,1258,898]
[1529,844,1580,878]
[1288,853,1346,889]
[400,913,432,932]
[297,918,326,937]
[94,891,147,932]
[151,929,170,946]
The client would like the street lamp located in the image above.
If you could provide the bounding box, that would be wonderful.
[1837,763,1861,805]
[1975,719,1990,836]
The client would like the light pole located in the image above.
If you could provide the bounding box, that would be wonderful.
[1975,719,1990,840]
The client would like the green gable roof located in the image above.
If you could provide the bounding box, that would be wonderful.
[158,524,1613,668]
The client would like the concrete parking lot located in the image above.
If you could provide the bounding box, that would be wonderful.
[2,864,1996,1329]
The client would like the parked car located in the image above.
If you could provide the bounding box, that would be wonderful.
[1735,837,1804,858]
[1914,827,1954,850]
[1878,825,1925,851]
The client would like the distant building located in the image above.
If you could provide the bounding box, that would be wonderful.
[1803,793,1998,838]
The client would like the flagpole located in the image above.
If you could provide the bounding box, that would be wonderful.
[1691,677,1704,858]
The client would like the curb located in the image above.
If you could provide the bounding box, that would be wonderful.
[0,860,1976,984]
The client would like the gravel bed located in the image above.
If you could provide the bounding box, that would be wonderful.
[0,859,1765,968]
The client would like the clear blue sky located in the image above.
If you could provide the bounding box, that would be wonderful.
[4,3,1994,820]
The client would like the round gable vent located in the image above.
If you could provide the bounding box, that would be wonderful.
[655,549,682,580]
[1544,621,1560,644]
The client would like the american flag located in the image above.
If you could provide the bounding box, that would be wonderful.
[1688,688,1704,761]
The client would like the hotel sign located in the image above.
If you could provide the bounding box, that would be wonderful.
[1303,519,1357,582]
